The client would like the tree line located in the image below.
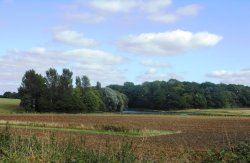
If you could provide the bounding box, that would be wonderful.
[108,79,250,110]
[0,92,19,99]
[18,68,128,113]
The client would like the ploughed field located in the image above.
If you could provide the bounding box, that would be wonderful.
[1,114,250,160]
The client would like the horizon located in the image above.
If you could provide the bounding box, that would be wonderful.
[1,0,250,94]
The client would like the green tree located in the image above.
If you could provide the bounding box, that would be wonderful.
[96,81,101,89]
[56,68,74,112]
[18,70,45,112]
[81,75,91,88]
[102,87,128,112]
[82,89,100,112]
[75,76,81,89]
[42,68,60,111]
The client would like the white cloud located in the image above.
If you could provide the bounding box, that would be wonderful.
[147,68,157,74]
[0,47,127,94]
[141,60,171,68]
[148,14,178,23]
[118,30,223,55]
[65,12,106,23]
[63,49,125,64]
[149,4,201,23]
[88,0,138,13]
[176,4,201,16]
[136,68,182,82]
[140,0,172,13]
[88,0,172,13]
[207,69,250,85]
[63,0,200,23]
[54,30,98,47]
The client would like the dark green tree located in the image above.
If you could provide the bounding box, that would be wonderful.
[81,75,91,88]
[82,89,100,112]
[75,76,81,88]
[96,81,101,89]
[18,70,45,112]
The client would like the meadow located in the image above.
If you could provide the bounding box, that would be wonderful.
[0,98,249,162]
[0,98,23,113]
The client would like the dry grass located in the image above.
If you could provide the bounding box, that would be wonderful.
[0,114,249,160]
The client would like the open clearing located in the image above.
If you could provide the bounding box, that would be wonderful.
[0,114,249,160]
[0,98,23,113]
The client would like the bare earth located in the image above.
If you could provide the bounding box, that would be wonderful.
[1,114,250,160]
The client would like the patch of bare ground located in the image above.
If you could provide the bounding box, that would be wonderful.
[1,114,250,160]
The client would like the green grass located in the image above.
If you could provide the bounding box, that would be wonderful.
[174,108,250,117]
[0,127,139,162]
[0,98,23,113]
[0,122,179,137]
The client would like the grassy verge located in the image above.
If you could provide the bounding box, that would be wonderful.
[0,121,179,137]
[0,98,23,113]
[174,108,250,117]
[0,126,139,162]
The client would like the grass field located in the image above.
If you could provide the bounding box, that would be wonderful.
[0,98,23,113]
[174,108,250,116]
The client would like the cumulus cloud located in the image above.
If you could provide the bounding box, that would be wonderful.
[54,30,98,47]
[0,47,127,94]
[141,60,171,68]
[207,69,250,85]
[88,0,138,13]
[149,4,201,23]
[63,0,201,23]
[140,0,172,13]
[118,29,223,55]
[136,68,182,82]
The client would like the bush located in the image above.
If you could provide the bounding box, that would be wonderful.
[189,140,250,163]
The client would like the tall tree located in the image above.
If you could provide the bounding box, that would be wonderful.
[45,68,59,105]
[56,68,74,112]
[18,70,45,112]
[75,76,81,89]
[81,75,91,88]
[96,81,101,89]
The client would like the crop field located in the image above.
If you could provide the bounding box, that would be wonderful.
[0,114,249,161]
[0,99,249,161]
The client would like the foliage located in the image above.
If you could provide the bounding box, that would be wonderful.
[1,92,19,99]
[18,69,46,112]
[102,87,128,112]
[189,140,250,163]
[109,79,250,110]
[82,89,100,112]
[0,126,137,162]
[18,68,127,113]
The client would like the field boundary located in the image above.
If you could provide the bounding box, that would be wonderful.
[0,121,181,137]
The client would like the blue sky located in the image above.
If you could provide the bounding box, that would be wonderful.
[0,0,250,94]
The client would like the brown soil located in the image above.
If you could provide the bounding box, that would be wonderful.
[0,114,249,160]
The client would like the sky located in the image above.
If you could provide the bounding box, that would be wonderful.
[0,0,250,94]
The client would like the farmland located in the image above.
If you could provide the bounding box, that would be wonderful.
[0,113,250,161]
[0,98,250,161]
